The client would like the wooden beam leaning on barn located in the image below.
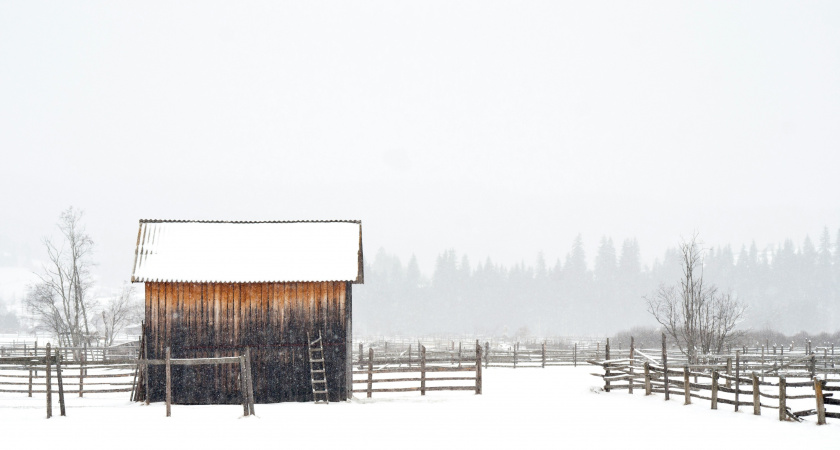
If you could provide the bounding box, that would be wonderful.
[139,353,255,417]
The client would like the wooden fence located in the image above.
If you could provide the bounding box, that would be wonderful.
[590,335,840,425]
[352,342,482,397]
[0,343,66,418]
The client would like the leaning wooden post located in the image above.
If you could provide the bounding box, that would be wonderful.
[420,346,426,396]
[238,355,249,416]
[45,343,53,419]
[56,352,65,417]
[734,350,740,412]
[475,341,482,395]
[644,362,651,396]
[662,333,669,401]
[629,337,635,394]
[815,378,826,425]
[711,370,718,410]
[752,372,760,415]
[683,366,691,405]
[778,376,786,421]
[367,348,374,398]
[604,338,611,393]
[244,347,255,416]
[165,347,172,417]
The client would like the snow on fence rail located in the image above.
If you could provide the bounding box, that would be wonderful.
[589,336,840,426]
[353,343,482,397]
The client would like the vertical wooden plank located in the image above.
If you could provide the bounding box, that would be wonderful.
[683,366,690,405]
[735,350,740,412]
[245,347,255,416]
[165,347,171,417]
[45,343,52,419]
[752,373,761,415]
[56,352,65,416]
[644,362,651,396]
[662,333,669,401]
[629,337,635,394]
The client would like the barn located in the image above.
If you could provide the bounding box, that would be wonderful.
[130,219,363,404]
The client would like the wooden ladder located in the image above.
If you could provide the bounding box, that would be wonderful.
[307,331,329,404]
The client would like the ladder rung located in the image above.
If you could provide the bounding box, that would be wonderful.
[310,359,324,363]
[312,369,325,373]
[313,390,328,394]
[312,379,326,383]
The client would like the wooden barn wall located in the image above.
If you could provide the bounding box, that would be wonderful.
[144,281,348,404]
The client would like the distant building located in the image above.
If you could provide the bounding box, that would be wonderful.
[131,219,363,404]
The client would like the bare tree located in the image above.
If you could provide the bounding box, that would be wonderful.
[645,235,746,363]
[98,284,143,347]
[26,207,97,353]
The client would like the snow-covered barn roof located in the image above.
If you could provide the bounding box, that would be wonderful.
[131,220,364,284]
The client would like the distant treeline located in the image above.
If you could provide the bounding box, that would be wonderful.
[354,229,840,336]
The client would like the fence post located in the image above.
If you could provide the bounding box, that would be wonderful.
[629,337,635,394]
[79,345,85,398]
[408,344,412,368]
[238,355,249,416]
[711,370,718,409]
[165,347,171,417]
[458,341,462,368]
[45,343,52,419]
[574,343,577,367]
[644,362,651,396]
[485,342,489,369]
[28,366,33,397]
[604,338,611,393]
[358,343,363,369]
[513,343,517,369]
[367,348,374,398]
[420,346,426,396]
[752,373,760,415]
[662,333,669,401]
[810,354,816,379]
[815,378,826,425]
[726,357,732,388]
[735,350,740,412]
[475,340,482,395]
[779,376,786,421]
[541,341,546,369]
[244,347,255,416]
[56,352,65,417]
[683,366,690,405]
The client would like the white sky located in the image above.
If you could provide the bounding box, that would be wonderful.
[1,1,839,288]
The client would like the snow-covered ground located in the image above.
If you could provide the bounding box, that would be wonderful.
[1,366,836,448]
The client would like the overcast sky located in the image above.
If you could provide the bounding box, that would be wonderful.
[1,1,839,289]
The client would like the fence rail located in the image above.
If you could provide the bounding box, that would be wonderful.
[352,343,482,397]
[589,335,840,426]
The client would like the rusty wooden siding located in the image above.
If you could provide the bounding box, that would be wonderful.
[144,281,349,404]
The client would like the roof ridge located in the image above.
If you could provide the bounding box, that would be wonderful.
[138,219,361,224]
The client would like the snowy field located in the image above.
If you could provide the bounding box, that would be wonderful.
[1,366,836,449]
